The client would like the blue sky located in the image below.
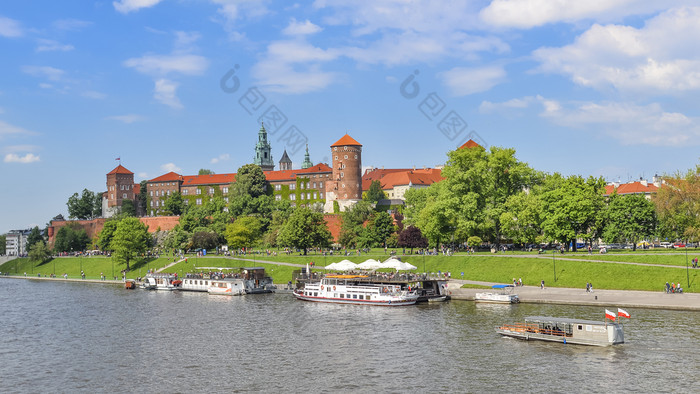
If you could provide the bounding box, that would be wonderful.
[2,0,699,233]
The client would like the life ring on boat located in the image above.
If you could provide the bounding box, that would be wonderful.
[383,288,388,293]
[333,286,336,291]
[321,285,324,290]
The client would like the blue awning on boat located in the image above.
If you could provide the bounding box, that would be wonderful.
[492,284,514,289]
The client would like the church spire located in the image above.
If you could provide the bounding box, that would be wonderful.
[253,123,274,171]
[301,144,313,169]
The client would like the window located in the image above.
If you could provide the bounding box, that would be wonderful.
[196,189,202,195]
[122,193,127,199]
[223,187,228,194]
[167,190,171,196]
[307,193,311,200]
[150,201,154,207]
[223,207,229,212]
[319,182,323,188]
[224,197,229,203]
[110,194,113,200]
[183,189,188,195]
[275,184,281,191]
[290,194,296,201]
[150,191,153,196]
[320,192,324,198]
[290,184,296,190]
[313,192,317,199]
[344,155,348,159]
[313,182,316,189]
[335,156,338,160]
[301,194,305,200]
[209,187,214,195]
[334,147,337,151]
[196,198,202,205]
[341,172,344,178]
[306,182,310,189]
[184,200,189,205]
[275,195,281,201]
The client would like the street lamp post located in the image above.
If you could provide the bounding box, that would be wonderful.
[552,249,557,282]
[686,245,690,289]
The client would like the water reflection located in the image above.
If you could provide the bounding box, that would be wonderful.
[0,280,697,393]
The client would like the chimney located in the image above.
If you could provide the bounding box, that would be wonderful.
[653,174,661,187]
[640,180,648,187]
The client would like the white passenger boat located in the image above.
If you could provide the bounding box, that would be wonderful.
[293,274,419,306]
[475,284,519,304]
[497,316,624,346]
[208,278,246,296]
[140,273,179,291]
[181,267,275,295]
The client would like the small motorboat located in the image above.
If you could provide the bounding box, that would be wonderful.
[428,296,448,303]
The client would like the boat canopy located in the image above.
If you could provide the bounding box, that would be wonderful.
[492,284,514,289]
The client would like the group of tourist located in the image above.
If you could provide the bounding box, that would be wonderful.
[585,282,594,293]
[512,278,523,286]
[665,281,683,293]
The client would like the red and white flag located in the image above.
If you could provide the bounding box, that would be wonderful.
[115,157,120,161]
[605,309,616,320]
[618,308,630,318]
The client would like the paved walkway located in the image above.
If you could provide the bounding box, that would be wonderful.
[446,280,700,311]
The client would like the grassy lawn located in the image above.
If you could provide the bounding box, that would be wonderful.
[3,253,697,292]
[566,253,699,266]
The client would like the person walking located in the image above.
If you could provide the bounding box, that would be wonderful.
[541,279,545,289]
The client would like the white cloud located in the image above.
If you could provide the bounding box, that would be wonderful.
[106,114,145,124]
[36,39,74,52]
[39,83,53,89]
[210,153,230,164]
[252,40,340,94]
[479,95,559,113]
[174,31,202,50]
[82,91,106,99]
[51,19,92,31]
[137,172,149,179]
[438,66,506,96]
[21,65,65,81]
[0,120,34,139]
[154,79,182,109]
[123,54,209,76]
[160,162,182,173]
[4,153,40,163]
[283,19,322,35]
[479,0,682,28]
[113,0,164,14]
[533,7,700,93]
[0,16,22,37]
[541,100,700,146]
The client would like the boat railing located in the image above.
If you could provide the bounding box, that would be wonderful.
[499,323,570,337]
[293,272,446,282]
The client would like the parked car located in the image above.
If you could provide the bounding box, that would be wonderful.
[674,243,686,248]
[659,242,674,248]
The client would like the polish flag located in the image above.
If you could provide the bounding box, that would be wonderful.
[618,308,631,319]
[605,309,616,321]
[115,157,120,161]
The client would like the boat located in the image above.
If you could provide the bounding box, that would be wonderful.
[208,278,246,296]
[125,279,137,289]
[497,316,624,346]
[427,295,448,303]
[293,274,419,306]
[475,284,520,304]
[181,267,275,294]
[140,273,179,291]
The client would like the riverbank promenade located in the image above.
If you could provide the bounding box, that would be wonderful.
[448,280,700,311]
[2,275,699,311]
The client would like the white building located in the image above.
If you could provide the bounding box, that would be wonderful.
[6,229,31,256]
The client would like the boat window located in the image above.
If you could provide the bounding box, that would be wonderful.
[365,295,370,300]
[340,294,344,298]
[314,292,318,296]
[578,325,583,330]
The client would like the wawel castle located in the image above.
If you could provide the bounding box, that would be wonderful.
[103,125,445,218]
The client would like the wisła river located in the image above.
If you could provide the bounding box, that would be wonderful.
[0,280,697,393]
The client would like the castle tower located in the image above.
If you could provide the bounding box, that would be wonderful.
[301,144,313,169]
[324,134,362,213]
[104,164,135,218]
[279,149,292,171]
[254,123,274,171]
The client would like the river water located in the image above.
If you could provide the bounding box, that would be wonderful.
[0,279,698,393]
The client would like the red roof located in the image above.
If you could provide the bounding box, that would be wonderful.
[264,163,332,182]
[133,184,141,195]
[148,172,182,183]
[182,173,236,186]
[331,134,362,147]
[362,168,442,191]
[604,181,659,196]
[458,139,482,149]
[107,164,133,175]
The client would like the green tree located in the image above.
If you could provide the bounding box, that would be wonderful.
[67,189,99,219]
[0,234,6,255]
[278,207,332,255]
[500,190,543,245]
[360,211,395,247]
[338,201,374,248]
[92,192,103,218]
[466,236,483,249]
[603,193,657,251]
[191,231,219,251]
[364,180,386,203]
[410,182,456,248]
[97,220,119,251]
[262,200,294,247]
[179,205,210,233]
[198,169,215,175]
[163,191,185,216]
[232,164,268,198]
[28,241,52,264]
[111,217,150,271]
[26,226,44,251]
[226,216,263,250]
[540,174,606,251]
[397,225,428,253]
[53,223,91,252]
[120,199,136,217]
[137,180,148,216]
[163,227,190,251]
[653,166,700,242]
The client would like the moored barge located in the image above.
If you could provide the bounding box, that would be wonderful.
[497,316,624,346]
